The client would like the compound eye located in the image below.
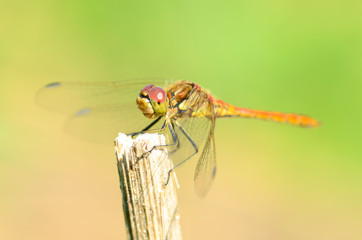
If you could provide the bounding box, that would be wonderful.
[148,87,166,103]
[140,84,154,94]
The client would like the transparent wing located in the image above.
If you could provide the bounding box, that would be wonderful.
[36,79,169,144]
[36,79,168,114]
[173,116,216,197]
[170,117,212,167]
[168,87,212,167]
[168,87,217,197]
[194,133,216,198]
[64,104,165,144]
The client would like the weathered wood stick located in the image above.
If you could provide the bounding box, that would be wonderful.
[115,133,182,240]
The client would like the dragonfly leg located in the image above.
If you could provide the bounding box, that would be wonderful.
[128,116,163,137]
[135,122,179,163]
[167,122,181,155]
[164,122,199,186]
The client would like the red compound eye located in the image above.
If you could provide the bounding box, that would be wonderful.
[141,84,154,93]
[148,87,166,103]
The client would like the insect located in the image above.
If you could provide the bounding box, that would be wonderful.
[37,79,319,197]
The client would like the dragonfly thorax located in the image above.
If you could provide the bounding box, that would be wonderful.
[136,85,169,119]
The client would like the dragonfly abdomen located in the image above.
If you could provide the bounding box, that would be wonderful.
[213,100,319,127]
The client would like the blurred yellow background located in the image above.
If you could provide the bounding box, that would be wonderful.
[1,1,361,239]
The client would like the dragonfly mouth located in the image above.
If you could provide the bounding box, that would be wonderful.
[137,86,163,119]
[138,92,150,100]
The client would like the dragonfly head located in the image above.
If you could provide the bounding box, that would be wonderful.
[136,84,168,118]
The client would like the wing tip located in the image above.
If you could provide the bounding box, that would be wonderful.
[75,107,91,116]
[45,82,61,88]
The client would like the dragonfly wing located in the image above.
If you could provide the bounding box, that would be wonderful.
[169,85,211,160]
[64,104,164,144]
[36,79,169,144]
[169,116,212,170]
[36,79,168,114]
[194,133,216,198]
[169,87,217,197]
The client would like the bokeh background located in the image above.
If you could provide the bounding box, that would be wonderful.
[1,1,362,239]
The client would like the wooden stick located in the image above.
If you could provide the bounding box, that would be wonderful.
[115,133,182,240]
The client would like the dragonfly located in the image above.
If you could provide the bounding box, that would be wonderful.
[36,79,319,197]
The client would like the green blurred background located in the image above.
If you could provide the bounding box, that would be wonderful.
[1,0,361,239]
